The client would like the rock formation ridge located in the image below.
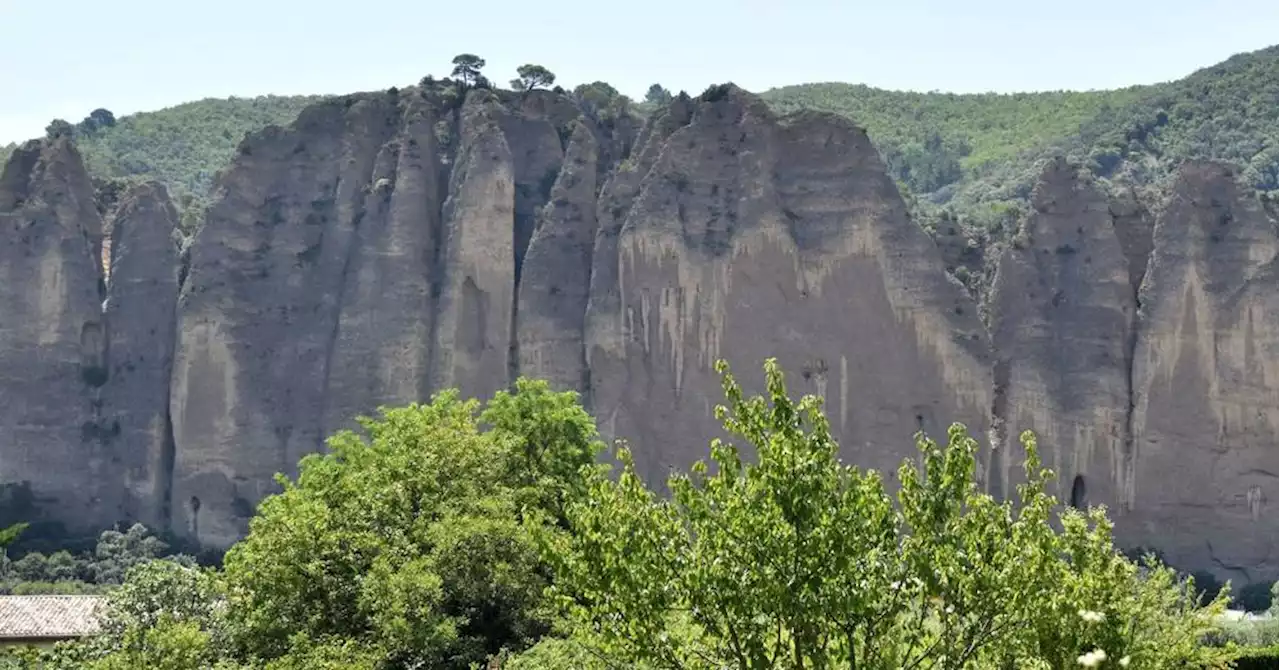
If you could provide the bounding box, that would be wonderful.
[0,85,1274,584]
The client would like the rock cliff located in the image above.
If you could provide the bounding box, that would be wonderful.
[1125,163,1278,583]
[0,85,1273,583]
[585,88,991,484]
[988,158,1136,506]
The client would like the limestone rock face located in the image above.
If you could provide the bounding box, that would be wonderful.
[0,139,111,531]
[430,96,520,401]
[0,88,1274,584]
[321,98,441,440]
[584,96,696,407]
[516,122,600,392]
[1125,163,1278,583]
[170,94,410,546]
[170,90,588,546]
[584,88,993,484]
[988,159,1136,507]
[102,183,180,528]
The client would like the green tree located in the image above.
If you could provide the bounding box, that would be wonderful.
[450,53,486,88]
[87,616,217,670]
[45,119,74,138]
[90,523,171,584]
[222,382,601,669]
[0,523,26,550]
[548,358,1234,669]
[96,560,225,644]
[79,108,118,134]
[511,64,556,93]
[645,83,673,105]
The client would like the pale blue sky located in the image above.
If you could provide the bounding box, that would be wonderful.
[1,0,1276,144]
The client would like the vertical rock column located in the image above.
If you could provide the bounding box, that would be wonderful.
[431,97,518,401]
[323,98,443,435]
[1127,162,1278,582]
[516,122,600,393]
[987,159,1136,506]
[170,96,402,547]
[0,139,111,532]
[102,182,180,528]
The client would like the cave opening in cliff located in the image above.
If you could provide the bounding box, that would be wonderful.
[1070,475,1088,510]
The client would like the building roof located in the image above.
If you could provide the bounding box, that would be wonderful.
[0,595,104,639]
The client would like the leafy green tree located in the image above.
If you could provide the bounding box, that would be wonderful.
[547,358,1234,669]
[222,382,601,669]
[87,616,217,670]
[450,53,486,88]
[573,81,623,110]
[45,119,74,138]
[79,108,118,134]
[510,64,556,93]
[89,108,116,128]
[645,84,673,106]
[0,523,26,549]
[91,523,170,584]
[96,560,225,644]
[11,552,50,582]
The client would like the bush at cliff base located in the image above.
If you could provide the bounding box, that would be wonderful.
[538,358,1236,669]
[0,362,1254,670]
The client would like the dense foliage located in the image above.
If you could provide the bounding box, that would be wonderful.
[761,46,1278,235]
[0,523,189,595]
[218,380,603,668]
[0,365,1272,669]
[542,359,1240,669]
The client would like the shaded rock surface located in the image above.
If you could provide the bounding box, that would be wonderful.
[585,89,992,485]
[102,182,180,528]
[988,159,1137,507]
[0,139,111,532]
[0,87,1274,584]
[1124,163,1278,583]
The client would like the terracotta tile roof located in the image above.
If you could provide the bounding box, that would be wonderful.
[0,595,104,639]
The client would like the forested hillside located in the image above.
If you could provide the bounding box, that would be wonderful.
[0,95,325,217]
[762,46,1278,232]
[2,46,1274,240]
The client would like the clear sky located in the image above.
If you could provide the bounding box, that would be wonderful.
[1,0,1276,144]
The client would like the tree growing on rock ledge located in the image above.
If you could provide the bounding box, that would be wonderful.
[450,53,486,89]
[45,119,74,139]
[511,64,556,94]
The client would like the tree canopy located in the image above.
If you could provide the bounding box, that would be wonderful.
[511,64,556,92]
[451,53,487,88]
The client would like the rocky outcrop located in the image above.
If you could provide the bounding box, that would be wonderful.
[988,159,1137,506]
[0,87,1274,584]
[168,88,594,546]
[584,88,993,484]
[0,139,111,532]
[516,122,600,392]
[170,94,409,546]
[321,98,441,440]
[102,183,180,528]
[430,97,520,401]
[1124,163,1278,583]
